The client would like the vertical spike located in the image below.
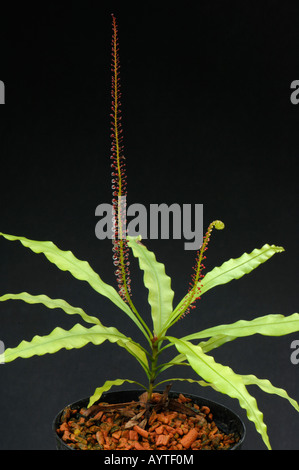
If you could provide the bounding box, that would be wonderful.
[110,14,131,303]
[179,220,225,318]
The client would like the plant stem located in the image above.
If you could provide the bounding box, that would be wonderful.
[147,337,160,401]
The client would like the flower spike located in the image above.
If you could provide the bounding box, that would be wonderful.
[110,14,131,303]
[179,220,225,318]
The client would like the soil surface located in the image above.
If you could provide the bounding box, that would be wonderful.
[56,389,240,450]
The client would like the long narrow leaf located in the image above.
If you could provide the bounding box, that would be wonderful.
[0,323,149,374]
[160,335,237,373]
[0,292,101,326]
[199,335,238,353]
[0,232,149,339]
[88,378,147,407]
[164,313,299,376]
[241,374,299,412]
[182,313,299,342]
[167,336,271,449]
[201,244,284,295]
[155,376,214,390]
[127,236,174,336]
[172,244,284,319]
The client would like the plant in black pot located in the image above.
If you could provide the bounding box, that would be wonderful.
[1,15,299,450]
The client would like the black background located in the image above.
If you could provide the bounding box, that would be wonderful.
[0,1,298,450]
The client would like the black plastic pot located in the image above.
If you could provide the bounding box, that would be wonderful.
[53,389,246,450]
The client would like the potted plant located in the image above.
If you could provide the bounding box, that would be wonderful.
[1,14,298,451]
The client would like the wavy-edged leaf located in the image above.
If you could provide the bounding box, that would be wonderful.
[127,236,174,336]
[182,313,299,342]
[241,374,299,412]
[0,292,101,326]
[164,313,299,377]
[199,335,237,353]
[160,335,237,374]
[0,232,148,338]
[173,244,284,318]
[155,376,214,390]
[167,336,271,449]
[200,244,284,295]
[88,378,146,408]
[0,323,149,374]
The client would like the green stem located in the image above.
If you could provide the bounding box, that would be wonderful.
[147,338,160,400]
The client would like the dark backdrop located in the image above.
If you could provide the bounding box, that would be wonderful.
[0,1,298,450]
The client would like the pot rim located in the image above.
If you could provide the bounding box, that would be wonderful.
[53,389,246,450]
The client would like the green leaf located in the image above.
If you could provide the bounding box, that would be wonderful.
[167,313,299,373]
[160,335,237,373]
[0,292,101,326]
[200,244,284,295]
[1,323,149,374]
[88,378,147,408]
[0,232,149,339]
[172,244,284,319]
[157,353,189,373]
[182,313,299,342]
[167,336,271,449]
[127,236,174,336]
[198,335,237,353]
[165,312,299,384]
[155,376,214,390]
[241,374,299,412]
